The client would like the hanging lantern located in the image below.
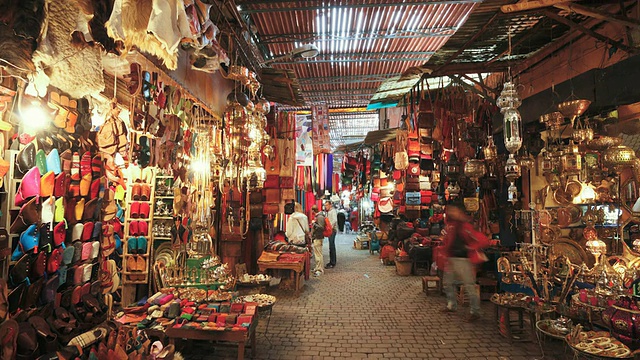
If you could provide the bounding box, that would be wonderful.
[518,152,535,170]
[446,182,461,199]
[561,140,582,175]
[603,145,635,173]
[633,238,640,253]
[484,136,498,161]
[464,159,486,182]
[445,153,461,182]
[503,108,523,154]
[497,81,523,154]
[505,154,521,204]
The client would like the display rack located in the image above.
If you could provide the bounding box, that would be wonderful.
[122,168,156,305]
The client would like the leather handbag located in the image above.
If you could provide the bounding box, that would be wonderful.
[281,188,295,200]
[418,112,435,129]
[264,175,280,189]
[407,138,420,157]
[263,203,279,215]
[406,176,420,192]
[278,139,294,177]
[264,143,280,175]
[250,204,263,218]
[280,176,294,189]
[249,191,263,204]
[421,190,433,204]
[406,192,421,205]
[264,189,280,203]
[408,162,420,176]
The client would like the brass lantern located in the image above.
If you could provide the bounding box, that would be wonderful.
[484,136,498,161]
[464,159,486,182]
[446,153,461,182]
[603,145,635,173]
[561,140,582,175]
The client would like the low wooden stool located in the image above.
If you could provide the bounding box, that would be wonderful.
[477,278,498,300]
[422,276,442,295]
[457,284,481,306]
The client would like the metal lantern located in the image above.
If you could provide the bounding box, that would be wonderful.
[464,159,486,182]
[503,108,523,154]
[445,153,461,181]
[518,152,535,170]
[484,136,498,161]
[505,154,521,204]
[447,182,461,199]
[497,81,523,155]
[603,145,636,173]
[561,141,582,175]
[633,238,640,253]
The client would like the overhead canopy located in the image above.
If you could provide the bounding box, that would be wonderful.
[364,128,398,145]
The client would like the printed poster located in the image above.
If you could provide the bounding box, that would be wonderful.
[295,114,313,166]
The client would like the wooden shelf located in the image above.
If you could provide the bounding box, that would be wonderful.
[155,175,173,179]
[154,196,174,199]
[154,236,172,240]
[154,216,174,220]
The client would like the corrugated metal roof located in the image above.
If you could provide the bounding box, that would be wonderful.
[239,0,479,107]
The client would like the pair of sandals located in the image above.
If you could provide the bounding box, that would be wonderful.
[125,256,147,282]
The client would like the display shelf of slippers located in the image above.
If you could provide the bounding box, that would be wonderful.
[5,144,109,327]
[122,167,155,286]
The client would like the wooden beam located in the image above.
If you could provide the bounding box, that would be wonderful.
[460,74,499,95]
[501,0,574,13]
[543,10,638,53]
[553,2,640,29]
[449,75,497,105]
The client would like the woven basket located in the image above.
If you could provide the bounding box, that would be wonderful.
[395,257,412,276]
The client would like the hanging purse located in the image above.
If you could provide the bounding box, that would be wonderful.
[278,139,294,177]
[264,142,280,176]
[394,130,408,170]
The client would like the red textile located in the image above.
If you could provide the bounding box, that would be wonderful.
[277,252,311,280]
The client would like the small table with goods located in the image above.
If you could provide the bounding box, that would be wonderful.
[535,318,572,358]
[257,252,308,293]
[566,325,636,359]
[164,289,260,360]
[236,294,277,343]
[491,293,555,344]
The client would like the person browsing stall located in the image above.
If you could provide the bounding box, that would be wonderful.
[311,205,326,277]
[285,202,309,246]
[324,201,338,268]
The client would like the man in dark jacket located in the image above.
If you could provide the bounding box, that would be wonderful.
[311,205,325,277]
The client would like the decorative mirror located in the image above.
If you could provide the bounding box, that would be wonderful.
[620,177,639,215]
[620,217,640,255]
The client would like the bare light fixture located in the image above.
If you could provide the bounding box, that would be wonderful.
[264,44,319,65]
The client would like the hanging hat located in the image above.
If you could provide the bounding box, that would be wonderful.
[378,197,394,213]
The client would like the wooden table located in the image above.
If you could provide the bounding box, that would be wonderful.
[165,317,257,359]
[257,260,305,292]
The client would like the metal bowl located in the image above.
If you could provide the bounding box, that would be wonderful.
[557,99,591,119]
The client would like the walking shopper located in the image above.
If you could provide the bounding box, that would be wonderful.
[439,204,490,322]
[311,205,326,276]
[285,202,309,246]
[337,208,346,233]
[324,201,338,268]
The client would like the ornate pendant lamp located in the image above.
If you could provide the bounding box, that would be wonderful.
[497,80,523,204]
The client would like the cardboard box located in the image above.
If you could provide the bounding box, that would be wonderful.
[354,239,369,250]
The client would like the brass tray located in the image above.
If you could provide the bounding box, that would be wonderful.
[550,238,589,265]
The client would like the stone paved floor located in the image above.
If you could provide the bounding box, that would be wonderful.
[181,233,571,359]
